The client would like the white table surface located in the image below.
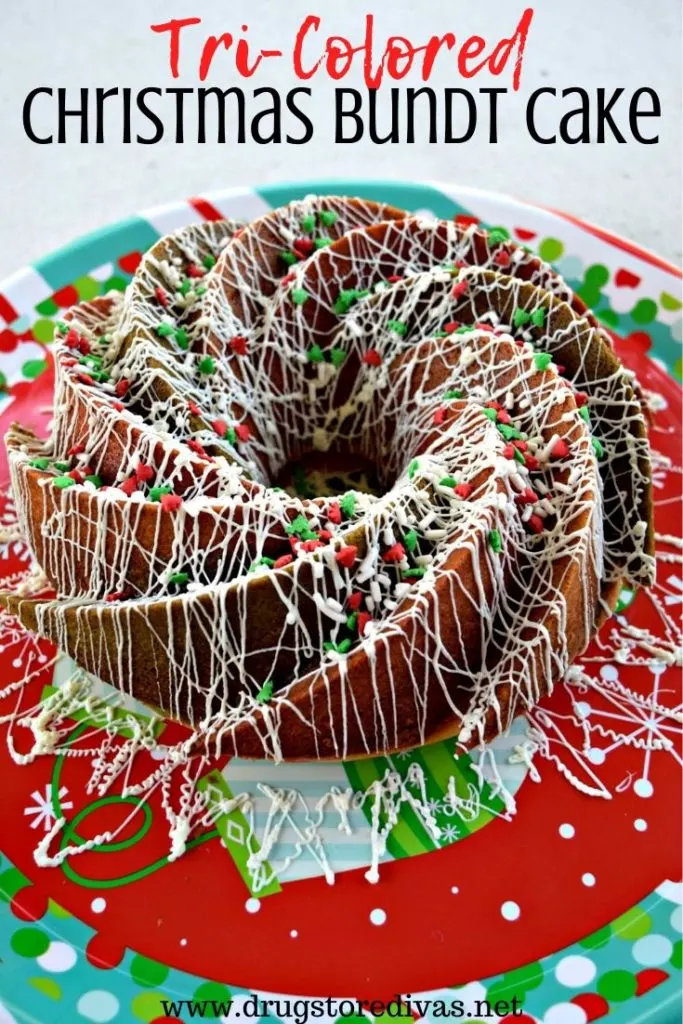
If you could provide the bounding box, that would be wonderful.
[0,0,680,279]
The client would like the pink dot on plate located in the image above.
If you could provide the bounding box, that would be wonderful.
[370,908,387,926]
[581,873,596,887]
[634,818,648,832]
[559,823,575,839]
[634,778,654,798]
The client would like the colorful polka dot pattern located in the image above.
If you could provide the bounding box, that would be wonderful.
[0,183,680,1023]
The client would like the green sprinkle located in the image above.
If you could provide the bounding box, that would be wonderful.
[592,437,605,459]
[346,612,358,631]
[408,459,419,480]
[387,319,408,336]
[280,250,298,266]
[53,476,75,489]
[300,214,316,232]
[291,288,309,306]
[53,462,70,472]
[330,348,346,368]
[402,567,426,579]
[513,308,531,328]
[29,457,51,470]
[169,571,189,585]
[149,485,172,502]
[483,407,498,421]
[534,352,553,371]
[56,321,69,335]
[337,638,352,654]
[334,289,360,316]
[286,514,313,537]
[444,389,463,400]
[255,680,274,704]
[197,357,216,375]
[156,322,174,337]
[174,328,189,350]
[80,354,102,368]
[531,308,547,327]
[488,529,503,553]
[84,474,103,488]
[513,447,526,464]
[339,492,357,518]
[456,325,474,334]
[178,278,193,296]
[487,228,508,246]
[319,210,338,227]
[439,476,457,488]
[315,237,332,249]
[203,254,216,270]
[225,427,237,445]
[196,285,207,296]
[307,344,324,363]
[404,529,418,553]
[498,423,523,441]
[579,406,590,423]
[249,557,275,572]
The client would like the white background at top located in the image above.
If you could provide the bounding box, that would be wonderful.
[0,0,680,277]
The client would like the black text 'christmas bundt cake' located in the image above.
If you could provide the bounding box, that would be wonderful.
[2,196,655,760]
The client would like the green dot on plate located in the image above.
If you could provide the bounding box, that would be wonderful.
[104,275,128,293]
[597,308,619,328]
[674,358,682,382]
[35,298,58,317]
[47,898,71,919]
[130,954,169,988]
[0,867,30,901]
[631,298,657,324]
[660,291,682,312]
[11,926,50,958]
[579,924,612,949]
[22,359,48,380]
[577,287,601,310]
[131,990,170,1021]
[612,906,652,939]
[192,982,232,1015]
[597,968,637,1002]
[32,318,57,344]
[486,982,526,1008]
[671,939,682,969]
[583,263,610,288]
[74,276,100,301]
[538,237,564,262]
[28,976,62,1000]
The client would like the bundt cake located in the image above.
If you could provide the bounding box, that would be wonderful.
[2,195,655,760]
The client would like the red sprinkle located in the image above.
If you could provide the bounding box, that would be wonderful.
[235,423,251,442]
[61,356,78,367]
[574,392,589,407]
[282,272,296,286]
[229,336,248,356]
[335,545,358,570]
[187,439,209,459]
[524,454,541,471]
[112,401,125,412]
[486,399,503,411]
[475,321,494,332]
[68,469,84,483]
[387,275,403,283]
[115,379,130,398]
[347,591,363,611]
[78,338,91,356]
[155,286,169,308]
[64,328,81,349]
[273,554,294,569]
[515,487,538,505]
[551,438,570,459]
[300,539,322,552]
[496,409,512,425]
[513,439,528,452]
[212,419,227,438]
[120,475,137,496]
[454,482,473,499]
[527,514,544,534]
[293,238,315,257]
[383,542,406,563]
[105,591,128,603]
[503,444,516,459]
[186,263,205,279]
[76,373,95,386]
[135,462,154,484]
[327,501,342,525]
[161,493,182,513]
[357,611,372,636]
[432,407,446,426]
[451,280,469,300]
[443,321,460,334]
[362,348,382,367]
[494,248,511,267]
[188,400,202,416]
[67,443,85,456]
[317,529,332,542]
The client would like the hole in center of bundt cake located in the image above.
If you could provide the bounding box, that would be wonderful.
[274,449,384,500]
